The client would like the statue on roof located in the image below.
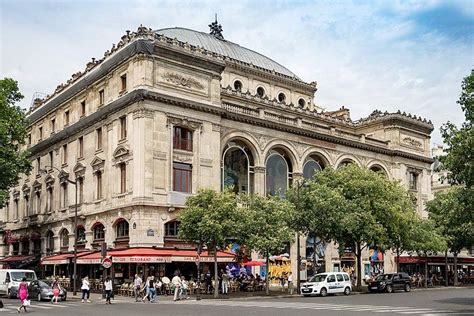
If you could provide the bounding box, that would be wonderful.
[209,14,224,40]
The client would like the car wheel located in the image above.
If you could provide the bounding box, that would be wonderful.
[8,290,14,299]
[404,284,411,292]
[386,285,393,293]
[37,293,42,302]
[320,288,328,297]
[344,287,351,296]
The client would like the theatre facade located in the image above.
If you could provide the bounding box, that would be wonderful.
[0,22,435,281]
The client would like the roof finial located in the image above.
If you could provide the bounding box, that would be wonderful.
[209,14,224,40]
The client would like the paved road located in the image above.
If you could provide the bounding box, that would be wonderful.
[0,288,472,315]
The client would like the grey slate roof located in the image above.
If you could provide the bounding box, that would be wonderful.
[155,27,297,78]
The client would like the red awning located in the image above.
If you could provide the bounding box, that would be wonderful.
[397,255,474,264]
[0,255,34,263]
[75,247,235,264]
[41,251,97,265]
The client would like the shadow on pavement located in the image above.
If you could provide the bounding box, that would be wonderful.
[435,297,474,306]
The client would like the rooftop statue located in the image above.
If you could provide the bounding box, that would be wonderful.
[209,14,224,40]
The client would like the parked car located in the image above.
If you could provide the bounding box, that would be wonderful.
[368,273,411,293]
[301,272,352,297]
[0,269,38,298]
[28,280,67,301]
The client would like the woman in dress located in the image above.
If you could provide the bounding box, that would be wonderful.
[51,277,60,304]
[17,277,28,313]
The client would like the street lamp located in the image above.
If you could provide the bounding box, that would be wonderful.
[294,178,309,295]
[40,166,79,296]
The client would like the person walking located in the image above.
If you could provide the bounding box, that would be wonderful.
[51,277,60,304]
[221,271,229,295]
[141,276,150,302]
[17,277,29,313]
[133,274,142,302]
[172,272,182,302]
[81,276,91,303]
[148,276,156,303]
[287,272,294,295]
[104,277,113,305]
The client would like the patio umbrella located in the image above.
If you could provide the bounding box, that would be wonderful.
[243,261,266,267]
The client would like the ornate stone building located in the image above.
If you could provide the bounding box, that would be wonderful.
[0,22,434,278]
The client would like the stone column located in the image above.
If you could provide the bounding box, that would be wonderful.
[9,243,14,256]
[253,166,266,195]
[29,240,34,255]
[53,235,60,253]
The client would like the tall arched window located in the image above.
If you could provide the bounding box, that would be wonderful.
[46,231,54,255]
[222,142,254,194]
[76,226,86,243]
[303,159,323,180]
[115,219,129,239]
[60,229,69,249]
[93,223,105,241]
[266,149,293,197]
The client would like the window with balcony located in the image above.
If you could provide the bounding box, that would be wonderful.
[173,126,193,151]
[173,162,192,193]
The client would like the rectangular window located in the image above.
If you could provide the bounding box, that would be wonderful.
[119,116,127,140]
[78,178,84,203]
[24,196,29,216]
[99,89,104,105]
[64,110,70,126]
[47,188,53,213]
[27,134,31,146]
[49,151,53,167]
[120,163,127,193]
[61,183,68,208]
[39,127,43,140]
[120,74,127,92]
[51,118,56,133]
[62,144,68,164]
[36,157,41,174]
[96,128,102,150]
[96,171,103,199]
[14,199,19,219]
[35,192,41,214]
[409,172,418,190]
[78,136,84,158]
[80,101,86,117]
[173,127,193,151]
[173,162,192,193]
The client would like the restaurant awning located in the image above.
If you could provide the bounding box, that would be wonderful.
[397,255,474,265]
[0,255,35,263]
[75,247,235,264]
[0,255,38,268]
[41,251,97,265]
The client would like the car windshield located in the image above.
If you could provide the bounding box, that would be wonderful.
[38,281,50,288]
[11,272,36,282]
[376,274,393,281]
[309,274,327,282]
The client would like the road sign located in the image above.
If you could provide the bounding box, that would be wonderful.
[102,257,112,269]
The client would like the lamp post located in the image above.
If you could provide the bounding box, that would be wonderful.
[41,166,78,296]
[295,179,308,295]
[196,242,203,301]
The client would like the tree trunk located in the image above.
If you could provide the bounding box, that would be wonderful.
[356,242,362,291]
[265,256,270,296]
[444,250,448,287]
[214,248,219,298]
[453,252,458,287]
[396,248,400,273]
[424,254,428,288]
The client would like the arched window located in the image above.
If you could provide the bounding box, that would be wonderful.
[256,87,265,98]
[298,98,306,108]
[233,80,242,92]
[278,92,286,103]
[370,165,387,177]
[76,226,86,243]
[173,126,193,151]
[338,159,355,169]
[303,160,323,180]
[115,219,129,239]
[266,149,293,197]
[165,220,181,237]
[45,231,54,254]
[93,223,105,241]
[222,142,254,194]
[60,229,69,248]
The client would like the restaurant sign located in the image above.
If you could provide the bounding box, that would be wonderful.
[113,256,171,263]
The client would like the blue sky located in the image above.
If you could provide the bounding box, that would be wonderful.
[1,0,473,145]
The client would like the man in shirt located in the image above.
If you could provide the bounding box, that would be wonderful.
[171,272,182,302]
[134,274,143,302]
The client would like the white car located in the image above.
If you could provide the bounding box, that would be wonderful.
[301,272,352,297]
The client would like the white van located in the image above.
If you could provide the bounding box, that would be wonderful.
[301,272,352,297]
[0,269,38,298]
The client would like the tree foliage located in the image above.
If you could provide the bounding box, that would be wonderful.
[0,78,31,207]
[440,70,474,188]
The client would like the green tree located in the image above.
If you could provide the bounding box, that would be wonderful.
[440,70,473,188]
[240,194,295,295]
[427,187,474,285]
[178,188,244,298]
[0,78,31,207]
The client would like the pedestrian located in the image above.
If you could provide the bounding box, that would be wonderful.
[288,272,294,295]
[221,271,229,295]
[17,277,29,313]
[141,276,150,302]
[133,274,142,302]
[104,276,113,305]
[148,276,156,303]
[172,271,182,301]
[51,277,60,304]
[180,276,189,300]
[81,276,91,303]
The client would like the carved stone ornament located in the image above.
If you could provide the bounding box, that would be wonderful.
[32,180,42,192]
[256,134,270,151]
[58,170,70,184]
[113,145,130,160]
[163,72,204,90]
[166,114,202,130]
[73,162,86,178]
[45,175,55,189]
[173,153,193,163]
[402,137,423,148]
[292,141,305,158]
[91,156,105,172]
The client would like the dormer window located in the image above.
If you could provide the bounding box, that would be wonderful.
[278,92,286,103]
[120,74,127,92]
[298,98,306,108]
[233,80,242,92]
[80,101,86,117]
[257,87,265,98]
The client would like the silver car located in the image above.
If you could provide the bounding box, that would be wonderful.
[28,280,67,301]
